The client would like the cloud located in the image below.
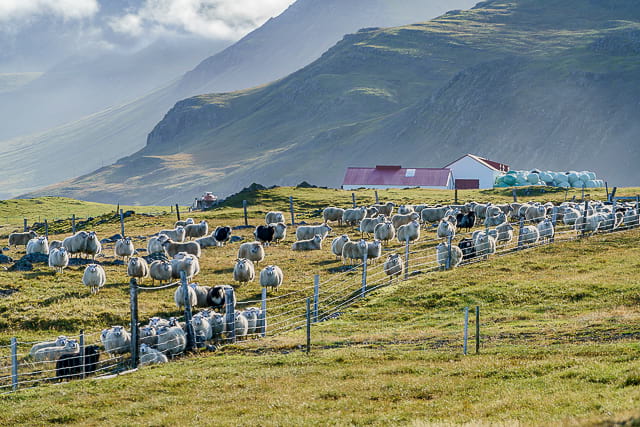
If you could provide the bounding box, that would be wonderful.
[0,0,99,22]
[108,0,295,40]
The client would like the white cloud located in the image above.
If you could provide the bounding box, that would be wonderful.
[0,0,99,22]
[108,0,295,40]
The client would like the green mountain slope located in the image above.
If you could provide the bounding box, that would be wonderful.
[34,0,640,204]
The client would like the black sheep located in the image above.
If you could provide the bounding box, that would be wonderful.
[55,345,100,381]
[213,226,232,246]
[206,285,236,312]
[458,238,476,261]
[254,225,276,245]
[456,211,476,232]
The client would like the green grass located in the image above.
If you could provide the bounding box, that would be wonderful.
[0,187,639,424]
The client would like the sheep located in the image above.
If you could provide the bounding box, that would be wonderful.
[127,257,149,282]
[241,309,259,336]
[366,240,382,264]
[519,225,540,246]
[359,215,385,238]
[147,234,169,255]
[62,231,88,257]
[8,230,37,248]
[484,212,507,227]
[174,284,197,308]
[323,207,345,225]
[32,339,80,362]
[26,236,49,255]
[392,212,420,230]
[342,207,367,226]
[232,311,249,340]
[170,253,200,280]
[456,211,476,232]
[397,220,420,243]
[195,233,218,248]
[473,203,491,220]
[29,336,68,359]
[56,345,100,380]
[158,226,186,243]
[292,234,323,251]
[457,238,476,260]
[237,241,265,264]
[139,344,168,366]
[209,312,226,344]
[474,233,497,258]
[331,235,350,259]
[436,242,463,268]
[162,238,201,258]
[49,240,64,251]
[383,253,404,282]
[271,222,287,243]
[83,231,101,260]
[494,222,514,244]
[206,285,236,312]
[420,207,450,223]
[341,239,368,264]
[101,326,131,356]
[185,220,208,239]
[574,215,602,234]
[624,208,639,227]
[175,218,194,228]
[48,247,69,273]
[233,258,256,286]
[213,226,232,246]
[525,205,547,223]
[114,236,135,261]
[371,202,394,217]
[139,326,158,347]
[149,260,172,285]
[365,206,379,218]
[295,223,332,241]
[191,283,211,307]
[254,225,276,245]
[260,265,283,292]
[147,317,171,329]
[600,211,624,232]
[156,325,186,356]
[374,221,395,245]
[436,219,456,239]
[537,219,555,242]
[192,312,212,343]
[495,204,514,216]
[265,211,285,225]
[562,208,581,226]
[485,205,502,218]
[82,264,106,294]
[397,205,414,215]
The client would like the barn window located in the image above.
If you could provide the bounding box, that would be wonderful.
[405,169,416,177]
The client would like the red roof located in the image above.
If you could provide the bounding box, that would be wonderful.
[343,166,451,187]
[444,154,509,172]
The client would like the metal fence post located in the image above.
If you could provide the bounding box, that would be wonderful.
[352,193,356,208]
[180,271,195,351]
[361,250,368,298]
[260,287,267,337]
[129,278,139,369]
[225,287,236,343]
[581,200,589,237]
[11,337,18,391]
[463,307,469,356]
[475,306,480,354]
[313,275,319,323]
[306,298,311,355]
[517,217,525,250]
[446,234,453,270]
[289,196,295,226]
[404,237,410,280]
[243,200,248,226]
[79,329,86,379]
[72,214,76,234]
[23,218,27,232]
[175,204,181,221]
[120,209,125,237]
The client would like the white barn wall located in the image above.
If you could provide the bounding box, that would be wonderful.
[447,156,499,189]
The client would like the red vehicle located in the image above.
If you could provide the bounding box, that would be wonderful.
[192,192,219,210]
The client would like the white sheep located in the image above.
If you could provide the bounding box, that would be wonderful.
[420,206,450,223]
[436,242,463,268]
[32,339,79,362]
[192,312,212,342]
[174,284,197,308]
[232,311,249,340]
[537,219,555,242]
[149,260,172,285]
[114,237,135,261]
[62,231,88,257]
[158,226,186,243]
[372,202,395,216]
[323,207,345,225]
[175,218,195,228]
[259,265,283,291]
[624,208,639,227]
[185,220,208,239]
[48,240,64,251]
[436,219,456,239]
[341,239,368,264]
[474,232,497,258]
[195,232,218,248]
[8,230,37,248]
[484,211,507,227]
[26,236,49,255]
[156,325,186,356]
[295,223,332,241]
[519,225,540,246]
[270,222,287,243]
[525,205,547,223]
[237,241,265,264]
[265,211,285,225]
[139,326,158,347]
[147,234,168,255]
[190,283,211,307]
[139,344,168,366]
[48,247,69,273]
[209,312,226,344]
[233,258,256,285]
[397,220,420,243]
[391,212,420,230]
[292,234,323,251]
[494,222,514,244]
[383,253,404,282]
[374,221,395,244]
[84,231,101,260]
[241,309,259,336]
[562,208,581,226]
[574,215,602,234]
[366,240,382,264]
[342,207,367,226]
[29,336,68,359]
[127,257,149,282]
[600,212,623,232]
[82,264,106,294]
[359,215,385,238]
[331,235,350,259]
[397,205,414,215]
[162,238,201,258]
[101,326,131,356]
[170,253,200,280]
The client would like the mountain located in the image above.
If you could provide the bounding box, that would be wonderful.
[1,0,477,200]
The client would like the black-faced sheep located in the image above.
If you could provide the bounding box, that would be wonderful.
[457,238,476,260]
[206,285,236,312]
[456,211,476,232]
[213,226,232,246]
[254,224,276,245]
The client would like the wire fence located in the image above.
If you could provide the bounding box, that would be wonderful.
[1,197,638,394]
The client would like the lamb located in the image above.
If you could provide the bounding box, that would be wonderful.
[147,234,168,254]
[232,311,249,340]
[474,233,497,258]
[185,220,208,239]
[420,207,450,223]
[175,218,194,228]
[241,309,259,336]
[101,326,131,356]
[32,339,80,362]
[8,230,37,248]
[114,236,135,261]
[26,236,49,255]
[537,219,555,242]
[397,220,421,243]
[29,336,68,359]
[191,283,211,307]
[366,240,382,264]
[292,234,323,251]
[62,231,88,257]
[82,264,106,294]
[49,240,64,251]
[456,211,476,232]
[331,235,350,259]
[374,221,395,244]
[233,258,256,286]
[174,285,197,308]
[295,223,332,241]
[139,326,158,347]
[48,247,70,273]
[436,242,463,268]
[341,239,368,264]
[436,219,456,239]
[149,260,172,285]
[254,224,276,245]
[56,345,99,380]
[139,343,168,366]
[84,231,101,260]
[170,253,200,280]
[260,265,283,292]
[484,212,507,227]
[383,253,404,282]
[457,238,476,260]
[192,312,212,343]
[271,222,287,243]
[213,226,232,246]
[162,238,201,258]
[359,215,385,238]
[206,285,236,312]
[156,325,186,356]
[525,205,547,223]
[392,212,420,230]
[371,202,394,217]
[209,312,226,344]
[323,207,345,225]
[195,232,219,248]
[494,222,514,244]
[158,226,186,243]
[342,207,367,226]
[519,225,540,246]
[237,241,265,264]
[265,211,285,225]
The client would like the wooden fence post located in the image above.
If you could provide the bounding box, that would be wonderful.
[225,287,236,343]
[23,218,27,232]
[463,307,469,356]
[361,250,368,298]
[119,209,125,237]
[454,188,458,205]
[129,278,139,369]
[72,214,76,234]
[260,287,267,337]
[289,196,295,226]
[517,217,525,250]
[404,237,410,280]
[306,298,311,355]
[581,200,589,237]
[475,306,480,354]
[180,271,195,351]
[11,337,18,391]
[175,204,181,221]
[446,234,453,270]
[605,182,609,201]
[44,219,48,239]
[375,191,379,204]
[313,275,319,323]
[352,193,356,208]
[512,188,518,203]
[242,200,248,227]
[79,329,86,379]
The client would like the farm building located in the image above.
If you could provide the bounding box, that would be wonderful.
[444,154,510,190]
[342,165,453,190]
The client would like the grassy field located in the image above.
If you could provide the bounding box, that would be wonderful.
[0,187,639,424]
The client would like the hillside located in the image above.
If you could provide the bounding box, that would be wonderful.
[33,0,640,205]
[0,0,476,200]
